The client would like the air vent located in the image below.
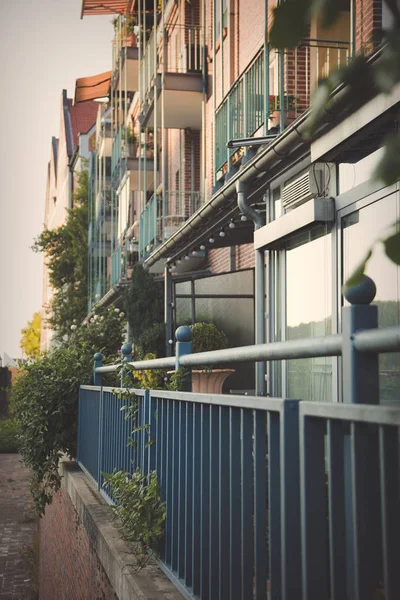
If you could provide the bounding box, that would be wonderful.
[282,168,324,210]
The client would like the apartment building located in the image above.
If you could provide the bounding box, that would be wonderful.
[80,0,399,402]
[41,91,98,350]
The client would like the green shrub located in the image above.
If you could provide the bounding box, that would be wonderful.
[0,419,19,453]
[191,322,229,353]
[12,305,125,515]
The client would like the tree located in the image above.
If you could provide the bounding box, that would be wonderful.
[270,0,400,280]
[20,312,41,360]
[124,264,164,344]
[33,166,89,340]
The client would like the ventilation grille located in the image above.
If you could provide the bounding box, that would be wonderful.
[282,168,324,210]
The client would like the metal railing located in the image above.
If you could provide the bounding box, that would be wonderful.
[110,243,122,286]
[140,24,203,105]
[78,280,400,600]
[214,38,350,176]
[139,191,202,261]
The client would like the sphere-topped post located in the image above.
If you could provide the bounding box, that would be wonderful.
[120,343,133,387]
[93,352,103,387]
[175,326,192,391]
[342,274,378,404]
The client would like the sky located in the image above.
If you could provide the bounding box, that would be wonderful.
[0,0,113,358]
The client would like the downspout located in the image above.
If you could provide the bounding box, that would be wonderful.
[236,180,266,396]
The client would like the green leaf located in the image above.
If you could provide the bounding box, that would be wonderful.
[345,249,373,287]
[384,230,400,265]
[373,134,400,186]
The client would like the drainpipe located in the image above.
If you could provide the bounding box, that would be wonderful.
[237,180,266,396]
[164,265,173,356]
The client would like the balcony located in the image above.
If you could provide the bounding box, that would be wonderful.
[139,24,203,129]
[96,120,112,157]
[111,16,139,92]
[139,191,202,261]
[112,126,157,191]
[111,244,122,286]
[215,38,350,178]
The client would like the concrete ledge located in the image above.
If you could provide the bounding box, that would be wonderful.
[59,460,183,600]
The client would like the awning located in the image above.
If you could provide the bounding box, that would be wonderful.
[75,71,112,103]
[80,0,129,18]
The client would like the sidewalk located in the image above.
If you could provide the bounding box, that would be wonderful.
[0,454,38,600]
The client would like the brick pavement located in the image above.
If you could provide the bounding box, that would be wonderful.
[0,454,37,600]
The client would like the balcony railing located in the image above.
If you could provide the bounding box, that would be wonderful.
[140,24,203,106]
[139,191,202,261]
[78,281,400,600]
[111,244,122,286]
[215,38,350,177]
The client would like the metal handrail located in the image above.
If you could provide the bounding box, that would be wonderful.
[94,325,400,374]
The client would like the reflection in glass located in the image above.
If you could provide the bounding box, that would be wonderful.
[342,194,400,405]
[286,231,332,402]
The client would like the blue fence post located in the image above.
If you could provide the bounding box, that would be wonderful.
[121,342,133,387]
[342,274,378,404]
[175,326,192,392]
[93,352,103,386]
[342,275,379,600]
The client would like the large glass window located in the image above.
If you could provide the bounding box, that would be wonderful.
[342,193,400,405]
[285,227,333,402]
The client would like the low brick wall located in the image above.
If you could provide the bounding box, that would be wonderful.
[39,461,182,600]
[39,483,118,600]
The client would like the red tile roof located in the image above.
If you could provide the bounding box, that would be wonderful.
[69,100,99,148]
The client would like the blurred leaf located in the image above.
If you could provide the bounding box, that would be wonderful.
[384,230,400,265]
[269,0,310,49]
[305,80,332,136]
[345,249,372,287]
[373,134,400,186]
[311,0,340,29]
[374,31,400,93]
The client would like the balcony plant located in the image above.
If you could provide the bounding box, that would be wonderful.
[268,94,300,129]
[124,126,138,157]
[190,322,234,394]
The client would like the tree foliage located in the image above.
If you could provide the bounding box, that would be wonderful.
[124,264,164,343]
[12,306,126,515]
[270,0,400,282]
[20,312,41,360]
[33,167,89,341]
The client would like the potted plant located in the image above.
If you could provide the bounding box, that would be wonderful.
[268,94,299,129]
[126,126,138,157]
[190,322,234,394]
[122,12,138,47]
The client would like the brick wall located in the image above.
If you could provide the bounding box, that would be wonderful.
[39,487,118,600]
[236,242,255,270]
[356,0,382,54]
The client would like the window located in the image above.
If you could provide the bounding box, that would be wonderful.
[215,0,228,41]
[285,228,333,402]
[342,194,400,406]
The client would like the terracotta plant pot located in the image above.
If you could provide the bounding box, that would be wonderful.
[191,369,235,394]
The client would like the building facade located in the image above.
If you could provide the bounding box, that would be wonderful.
[41,92,98,350]
[79,0,399,401]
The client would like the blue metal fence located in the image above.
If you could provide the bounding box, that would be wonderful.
[78,386,400,600]
[77,278,400,600]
